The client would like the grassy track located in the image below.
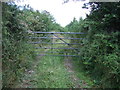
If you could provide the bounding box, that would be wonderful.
[15,33,94,88]
[33,34,74,88]
[34,55,74,88]
[71,58,94,87]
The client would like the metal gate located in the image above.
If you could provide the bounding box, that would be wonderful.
[29,32,86,57]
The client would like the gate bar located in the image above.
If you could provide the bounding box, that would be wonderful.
[53,34,71,46]
[29,37,86,40]
[29,42,82,45]
[35,47,79,50]
[32,32,85,34]
[35,51,75,54]
[37,54,79,57]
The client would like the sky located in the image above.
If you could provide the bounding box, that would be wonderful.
[16,0,90,27]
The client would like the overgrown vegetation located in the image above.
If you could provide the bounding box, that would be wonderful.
[2,2,63,88]
[2,1,120,88]
[66,2,120,88]
[2,3,35,87]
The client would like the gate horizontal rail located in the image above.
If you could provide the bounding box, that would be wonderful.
[32,32,85,34]
[37,54,79,57]
[35,51,79,54]
[29,42,82,45]
[29,37,86,40]
[35,47,79,50]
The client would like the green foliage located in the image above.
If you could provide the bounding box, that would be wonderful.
[2,2,64,87]
[20,6,63,32]
[66,2,120,88]
[80,32,120,88]
[2,3,37,87]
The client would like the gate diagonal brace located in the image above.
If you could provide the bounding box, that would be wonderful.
[53,34,70,46]
[52,34,80,53]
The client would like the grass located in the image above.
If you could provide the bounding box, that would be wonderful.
[28,35,75,88]
[71,57,94,88]
[32,55,74,88]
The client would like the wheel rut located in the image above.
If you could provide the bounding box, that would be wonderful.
[64,57,87,88]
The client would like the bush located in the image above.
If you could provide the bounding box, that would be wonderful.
[2,3,37,87]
